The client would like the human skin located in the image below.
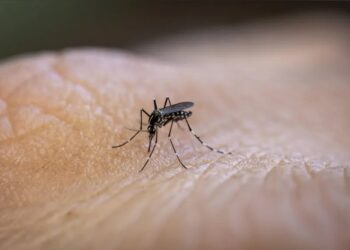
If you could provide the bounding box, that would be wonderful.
[1,14,350,250]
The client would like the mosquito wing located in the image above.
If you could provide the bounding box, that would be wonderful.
[160,102,194,115]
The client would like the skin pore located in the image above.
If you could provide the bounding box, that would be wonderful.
[1,14,350,250]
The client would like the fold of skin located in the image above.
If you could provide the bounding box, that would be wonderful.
[1,14,350,250]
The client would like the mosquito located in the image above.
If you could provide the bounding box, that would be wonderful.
[112,97,232,172]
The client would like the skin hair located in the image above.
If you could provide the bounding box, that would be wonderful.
[0,14,350,250]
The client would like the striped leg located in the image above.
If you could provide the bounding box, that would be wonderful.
[112,108,149,148]
[168,120,187,169]
[163,97,172,108]
[140,130,158,172]
[184,117,232,155]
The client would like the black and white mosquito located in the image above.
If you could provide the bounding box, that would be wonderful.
[112,97,232,172]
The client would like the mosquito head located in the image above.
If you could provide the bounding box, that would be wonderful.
[188,111,192,117]
[149,111,161,125]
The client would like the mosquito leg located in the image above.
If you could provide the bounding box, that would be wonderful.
[168,120,187,169]
[140,108,150,129]
[112,108,149,148]
[163,97,172,108]
[112,129,141,148]
[140,130,158,172]
[169,139,188,169]
[153,98,158,110]
[184,117,232,155]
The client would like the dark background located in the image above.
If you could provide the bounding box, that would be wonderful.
[0,1,349,60]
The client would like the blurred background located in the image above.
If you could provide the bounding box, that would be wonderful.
[0,1,349,60]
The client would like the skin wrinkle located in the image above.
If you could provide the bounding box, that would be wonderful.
[0,116,14,141]
[2,108,16,139]
[4,57,127,197]
[188,155,247,203]
[6,88,75,135]
[118,180,192,248]
[5,177,123,243]
[40,191,144,248]
[52,178,175,250]
[0,55,56,100]
[0,106,69,145]
[51,58,117,127]
[1,15,350,250]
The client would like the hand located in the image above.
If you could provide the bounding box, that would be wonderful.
[1,15,350,250]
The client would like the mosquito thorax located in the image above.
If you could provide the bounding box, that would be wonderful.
[149,111,161,123]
